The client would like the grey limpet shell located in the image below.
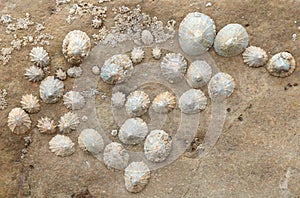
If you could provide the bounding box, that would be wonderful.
[39,76,64,104]
[24,65,44,82]
[7,107,31,135]
[186,60,212,88]
[78,129,104,154]
[63,91,86,110]
[49,134,75,157]
[37,117,56,134]
[58,112,80,133]
[214,23,249,57]
[103,142,130,170]
[118,118,149,145]
[144,129,172,163]
[111,91,126,108]
[266,52,296,77]
[151,91,176,114]
[125,90,150,117]
[179,12,216,55]
[179,89,207,114]
[124,161,151,193]
[131,47,145,64]
[20,94,40,114]
[29,46,50,67]
[242,46,268,67]
[208,72,235,99]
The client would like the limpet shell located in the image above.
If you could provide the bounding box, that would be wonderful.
[179,89,207,114]
[144,129,172,163]
[242,46,268,67]
[29,46,50,67]
[208,72,235,99]
[125,90,150,117]
[49,134,75,157]
[7,107,31,134]
[20,94,40,113]
[186,60,212,88]
[58,112,80,133]
[118,118,149,145]
[124,161,151,193]
[152,91,176,113]
[151,46,162,60]
[39,76,64,104]
[214,23,249,57]
[67,66,83,78]
[103,142,130,170]
[78,129,104,154]
[37,117,56,134]
[179,12,216,55]
[24,66,44,82]
[266,52,296,77]
[63,91,86,110]
[111,91,126,108]
[55,68,67,81]
[131,47,145,64]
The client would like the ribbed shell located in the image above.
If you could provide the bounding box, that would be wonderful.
[242,46,268,67]
[111,91,126,108]
[160,53,188,83]
[63,91,86,110]
[144,130,172,163]
[131,47,145,64]
[37,117,56,134]
[55,68,67,81]
[7,107,31,134]
[39,76,64,104]
[124,161,151,193]
[29,46,50,67]
[78,129,104,154]
[208,72,235,99]
[152,91,176,113]
[24,66,44,82]
[186,60,212,88]
[118,118,149,145]
[100,54,133,84]
[67,66,83,78]
[49,134,75,157]
[179,89,207,114]
[62,30,91,65]
[58,112,80,133]
[125,91,150,117]
[151,47,162,60]
[141,30,154,45]
[214,23,249,57]
[20,94,40,113]
[179,12,216,55]
[266,52,296,77]
[103,142,130,170]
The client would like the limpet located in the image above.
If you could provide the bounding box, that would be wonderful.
[186,60,212,88]
[63,91,86,110]
[242,46,268,67]
[179,89,207,114]
[49,134,75,157]
[39,76,64,104]
[111,91,126,108]
[103,142,130,170]
[131,47,145,64]
[125,90,150,117]
[78,129,104,154]
[24,66,44,82]
[20,94,40,113]
[151,91,176,113]
[7,107,31,135]
[37,117,56,134]
[29,46,50,67]
[208,72,235,99]
[266,52,296,77]
[58,112,80,133]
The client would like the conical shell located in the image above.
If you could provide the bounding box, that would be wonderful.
[179,12,216,55]
[55,68,67,81]
[103,142,130,170]
[179,89,207,114]
[242,46,268,67]
[39,76,64,104]
[160,53,187,83]
[63,91,86,110]
[111,91,126,108]
[186,60,212,88]
[131,47,145,64]
[151,46,162,60]
[266,52,296,77]
[125,91,150,117]
[20,94,40,113]
[24,66,44,82]
[151,91,176,113]
[7,107,31,134]
[29,46,50,67]
[214,23,249,57]
[58,112,80,133]
[78,129,104,154]
[208,72,235,99]
[49,134,75,157]
[37,117,56,134]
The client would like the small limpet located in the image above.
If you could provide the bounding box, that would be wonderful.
[152,91,176,113]
[266,52,296,77]
[24,66,44,82]
[7,107,31,135]
[67,66,83,78]
[39,76,64,104]
[55,68,67,81]
[58,112,80,133]
[186,60,212,88]
[49,134,75,157]
[242,46,268,67]
[179,89,207,114]
[111,91,126,108]
[63,91,86,110]
[78,129,104,154]
[125,90,150,117]
[37,117,56,134]
[20,94,40,113]
[29,46,50,67]
[131,47,145,64]
[208,72,235,99]
[151,46,162,60]
[103,142,130,170]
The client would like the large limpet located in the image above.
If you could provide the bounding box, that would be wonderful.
[39,76,64,104]
[78,129,104,154]
[49,134,75,157]
[266,52,296,77]
[58,112,80,133]
[179,89,207,114]
[151,91,176,113]
[186,60,212,88]
[103,142,130,170]
[208,72,235,99]
[125,90,150,117]
[7,107,31,134]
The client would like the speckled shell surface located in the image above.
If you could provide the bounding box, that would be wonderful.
[67,66,83,78]
[179,12,216,55]
[179,89,207,114]
[103,142,130,170]
[144,130,172,163]
[131,47,145,64]
[266,52,296,77]
[186,60,212,88]
[37,117,56,134]
[208,72,235,99]
[58,112,80,133]
[214,23,249,57]
[63,91,86,110]
[24,66,44,82]
[152,91,176,113]
[62,30,91,65]
[125,90,150,117]
[124,161,151,193]
[29,46,50,67]
[118,118,149,145]
[49,134,75,157]
[242,46,268,67]
[7,107,31,134]
[111,91,126,108]
[100,54,133,84]
[160,53,188,83]
[39,76,64,104]
[20,94,40,113]
[78,129,104,154]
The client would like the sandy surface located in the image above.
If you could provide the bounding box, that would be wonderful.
[0,0,299,197]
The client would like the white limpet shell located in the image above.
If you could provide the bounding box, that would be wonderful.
[78,129,104,154]
[62,30,91,65]
[67,66,83,78]
[37,117,56,134]
[242,46,268,67]
[186,60,212,88]
[24,66,44,82]
[124,161,151,193]
[179,12,216,55]
[55,68,67,81]
[152,91,176,113]
[179,89,207,114]
[63,91,86,110]
[103,142,130,170]
[152,46,162,60]
[160,53,188,83]
[7,107,31,135]
[49,134,75,157]
[29,46,50,67]
[100,54,133,84]
[20,94,40,113]
[266,52,296,77]
[118,118,149,145]
[58,112,80,133]
[39,76,64,104]
[111,91,126,108]
[144,129,172,163]
[125,90,150,117]
[214,23,249,57]
[141,30,154,45]
[91,65,100,75]
[131,47,145,64]
[208,72,235,99]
